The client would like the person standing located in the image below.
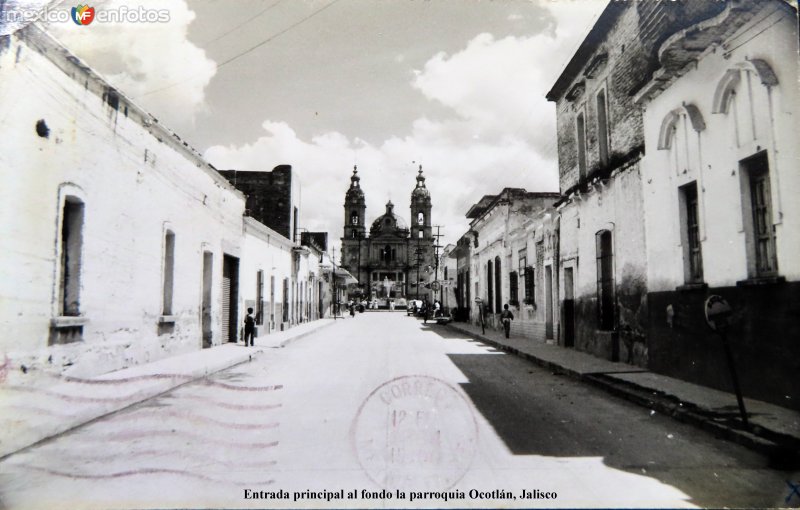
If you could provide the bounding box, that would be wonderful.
[244,307,256,346]
[500,304,514,339]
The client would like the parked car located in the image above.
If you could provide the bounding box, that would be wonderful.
[407,299,422,316]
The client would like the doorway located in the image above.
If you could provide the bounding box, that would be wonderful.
[222,254,239,343]
[545,265,554,340]
[563,267,575,348]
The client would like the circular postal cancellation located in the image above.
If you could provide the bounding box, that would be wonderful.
[351,374,479,491]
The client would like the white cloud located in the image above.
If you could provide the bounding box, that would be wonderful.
[45,0,215,123]
[205,1,606,252]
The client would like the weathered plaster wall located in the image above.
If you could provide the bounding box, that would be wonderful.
[241,218,295,335]
[0,27,245,383]
[641,8,800,290]
[557,164,648,365]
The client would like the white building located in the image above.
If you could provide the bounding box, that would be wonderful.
[466,189,559,333]
[634,0,800,408]
[0,24,326,385]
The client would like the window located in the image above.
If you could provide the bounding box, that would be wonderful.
[524,266,534,304]
[509,271,518,304]
[680,182,703,283]
[595,230,614,330]
[270,275,276,324]
[418,230,423,239]
[256,270,264,325]
[576,112,587,179]
[742,152,778,276]
[351,211,359,225]
[59,197,85,316]
[417,212,424,225]
[494,256,502,313]
[162,230,175,316]
[597,89,609,166]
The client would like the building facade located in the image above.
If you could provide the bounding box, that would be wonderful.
[545,0,733,366]
[466,189,560,333]
[634,0,800,408]
[218,166,301,243]
[340,166,436,305]
[0,24,329,386]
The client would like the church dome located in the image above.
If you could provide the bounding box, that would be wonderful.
[370,201,408,234]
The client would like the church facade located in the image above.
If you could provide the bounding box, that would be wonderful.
[340,166,435,304]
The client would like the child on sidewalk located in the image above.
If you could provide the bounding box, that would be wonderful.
[244,307,255,346]
[500,304,514,339]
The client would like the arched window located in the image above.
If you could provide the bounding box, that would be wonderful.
[417,212,424,225]
[350,211,359,225]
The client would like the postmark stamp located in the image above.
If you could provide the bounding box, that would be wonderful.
[351,375,478,491]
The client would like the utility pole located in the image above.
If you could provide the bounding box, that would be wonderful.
[432,225,444,303]
[332,247,339,320]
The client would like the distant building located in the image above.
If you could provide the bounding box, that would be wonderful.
[465,189,560,333]
[339,166,436,304]
[218,165,300,243]
[450,232,475,321]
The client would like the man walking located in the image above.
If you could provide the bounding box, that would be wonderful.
[500,303,514,339]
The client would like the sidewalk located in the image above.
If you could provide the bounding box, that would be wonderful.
[0,318,336,460]
[448,321,800,459]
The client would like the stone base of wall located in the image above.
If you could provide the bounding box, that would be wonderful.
[647,280,800,410]
[2,331,199,389]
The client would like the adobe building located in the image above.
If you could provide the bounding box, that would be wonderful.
[0,24,245,380]
[0,24,327,386]
[546,0,732,366]
[633,0,800,408]
[340,166,436,305]
[466,189,560,334]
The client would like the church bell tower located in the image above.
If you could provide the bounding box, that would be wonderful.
[341,166,366,284]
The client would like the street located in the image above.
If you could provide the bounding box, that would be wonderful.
[0,312,795,509]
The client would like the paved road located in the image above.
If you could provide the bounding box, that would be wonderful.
[0,313,796,509]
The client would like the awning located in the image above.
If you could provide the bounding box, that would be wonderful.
[333,267,358,285]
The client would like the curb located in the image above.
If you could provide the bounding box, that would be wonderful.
[447,322,800,464]
[273,319,337,348]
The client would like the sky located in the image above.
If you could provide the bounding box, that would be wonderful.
[29,0,608,253]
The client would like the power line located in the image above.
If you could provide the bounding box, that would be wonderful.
[135,0,340,99]
[204,0,284,46]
